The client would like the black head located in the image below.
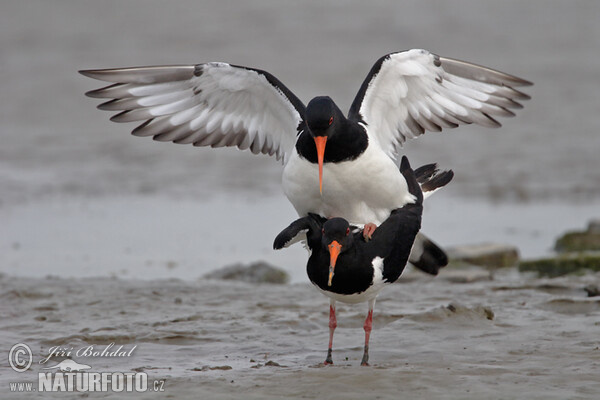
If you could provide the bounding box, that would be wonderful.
[321,218,354,250]
[305,96,340,138]
[321,217,354,287]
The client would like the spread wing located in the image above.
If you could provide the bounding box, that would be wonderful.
[348,49,532,158]
[80,62,306,163]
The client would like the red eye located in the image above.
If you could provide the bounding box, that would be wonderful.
[328,117,333,125]
[346,228,350,235]
[322,228,325,234]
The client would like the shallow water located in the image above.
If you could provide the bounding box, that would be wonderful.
[3,194,600,284]
[2,1,600,398]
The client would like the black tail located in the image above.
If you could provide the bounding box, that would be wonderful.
[399,156,423,204]
[409,233,448,275]
[414,163,454,194]
[402,158,448,275]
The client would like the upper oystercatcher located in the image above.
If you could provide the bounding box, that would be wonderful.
[274,156,424,366]
[80,49,531,268]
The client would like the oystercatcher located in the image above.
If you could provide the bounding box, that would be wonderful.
[80,49,531,269]
[274,156,425,366]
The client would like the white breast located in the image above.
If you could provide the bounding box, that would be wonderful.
[282,145,414,225]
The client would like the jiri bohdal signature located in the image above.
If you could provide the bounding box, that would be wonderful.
[39,343,137,365]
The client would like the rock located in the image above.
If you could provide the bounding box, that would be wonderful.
[519,252,600,278]
[588,219,600,234]
[446,303,494,320]
[249,360,286,369]
[584,284,600,297]
[411,303,495,322]
[203,261,289,284]
[264,360,285,367]
[192,365,232,371]
[438,268,492,283]
[446,243,519,269]
[555,230,600,253]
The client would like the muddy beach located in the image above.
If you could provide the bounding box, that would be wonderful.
[2,269,600,399]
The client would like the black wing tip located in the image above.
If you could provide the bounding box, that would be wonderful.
[79,69,109,80]
[514,77,534,87]
[80,69,108,96]
[273,215,321,250]
[83,83,122,98]
[414,163,438,183]
[439,55,533,88]
[97,99,118,110]
[109,111,130,123]
[273,225,293,250]
[421,170,454,193]
[512,88,532,100]
[273,236,286,250]
[501,75,533,87]
[79,69,95,77]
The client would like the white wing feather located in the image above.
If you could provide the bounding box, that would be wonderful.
[349,49,532,158]
[81,63,305,163]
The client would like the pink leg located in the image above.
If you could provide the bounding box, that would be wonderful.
[325,303,337,365]
[363,223,378,241]
[361,301,375,366]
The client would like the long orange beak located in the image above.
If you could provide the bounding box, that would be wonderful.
[327,240,341,286]
[314,136,327,195]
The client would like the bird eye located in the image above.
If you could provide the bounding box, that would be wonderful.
[322,228,325,234]
[346,228,350,235]
[328,117,333,125]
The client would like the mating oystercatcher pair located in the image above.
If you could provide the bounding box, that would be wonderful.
[274,156,446,365]
[81,48,531,365]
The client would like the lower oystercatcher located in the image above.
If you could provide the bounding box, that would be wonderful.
[274,156,427,366]
[80,49,531,274]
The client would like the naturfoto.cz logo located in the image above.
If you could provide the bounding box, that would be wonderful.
[8,343,165,393]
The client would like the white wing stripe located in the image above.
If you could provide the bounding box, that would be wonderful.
[189,108,211,131]
[432,93,469,117]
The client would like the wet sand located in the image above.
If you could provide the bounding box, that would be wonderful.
[2,270,600,399]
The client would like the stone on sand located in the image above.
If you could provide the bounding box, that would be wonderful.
[587,219,600,234]
[438,268,492,283]
[554,221,600,252]
[519,252,600,278]
[446,243,519,269]
[204,261,289,284]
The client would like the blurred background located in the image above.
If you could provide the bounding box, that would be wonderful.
[2,0,599,282]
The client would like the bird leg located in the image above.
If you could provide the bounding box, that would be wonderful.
[361,299,375,366]
[362,223,378,241]
[325,302,337,365]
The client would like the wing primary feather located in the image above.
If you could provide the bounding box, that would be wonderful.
[79,66,196,84]
[438,56,533,87]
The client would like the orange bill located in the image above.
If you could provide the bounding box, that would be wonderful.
[314,136,327,195]
[327,240,342,286]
